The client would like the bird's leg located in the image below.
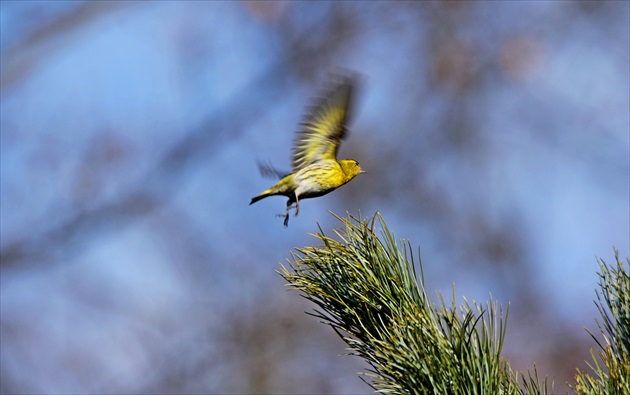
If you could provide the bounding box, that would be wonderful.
[277,198,295,227]
[283,193,300,216]
[294,194,300,216]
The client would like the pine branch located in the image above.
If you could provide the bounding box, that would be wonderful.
[574,250,630,395]
[279,212,544,394]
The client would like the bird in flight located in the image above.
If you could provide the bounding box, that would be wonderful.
[250,74,365,227]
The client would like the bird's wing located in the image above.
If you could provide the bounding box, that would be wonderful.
[291,75,356,171]
[256,160,290,180]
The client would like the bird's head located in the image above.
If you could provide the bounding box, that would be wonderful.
[340,159,366,182]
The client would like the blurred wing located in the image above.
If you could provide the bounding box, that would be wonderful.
[291,75,356,171]
[256,160,290,180]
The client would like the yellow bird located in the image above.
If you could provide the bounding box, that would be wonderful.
[250,74,365,227]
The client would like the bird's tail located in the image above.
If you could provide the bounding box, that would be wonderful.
[250,191,272,205]
[250,175,294,205]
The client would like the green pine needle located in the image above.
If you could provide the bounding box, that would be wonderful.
[279,211,544,394]
[573,250,630,395]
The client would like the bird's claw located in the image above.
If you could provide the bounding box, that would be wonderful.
[278,201,300,227]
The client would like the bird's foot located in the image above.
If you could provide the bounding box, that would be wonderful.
[277,201,299,227]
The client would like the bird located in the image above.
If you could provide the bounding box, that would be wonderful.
[250,74,365,227]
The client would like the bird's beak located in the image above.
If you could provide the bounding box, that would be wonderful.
[359,168,366,174]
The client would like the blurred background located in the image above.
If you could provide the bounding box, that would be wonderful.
[1,1,628,393]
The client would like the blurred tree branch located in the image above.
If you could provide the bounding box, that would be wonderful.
[0,2,361,267]
[0,71,284,266]
[1,1,135,93]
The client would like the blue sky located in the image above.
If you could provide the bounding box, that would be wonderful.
[1,1,628,393]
